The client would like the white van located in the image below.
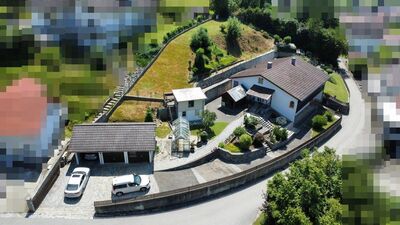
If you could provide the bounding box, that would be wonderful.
[112,174,150,196]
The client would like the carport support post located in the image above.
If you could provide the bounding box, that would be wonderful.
[124,152,129,164]
[149,151,154,163]
[75,153,80,165]
[99,152,104,164]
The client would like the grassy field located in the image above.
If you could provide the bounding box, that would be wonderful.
[129,20,274,98]
[156,122,172,138]
[108,101,162,122]
[190,121,229,139]
[324,73,349,103]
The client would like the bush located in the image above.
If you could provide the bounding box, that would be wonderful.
[272,127,288,142]
[226,17,242,43]
[283,36,292,44]
[273,34,282,44]
[253,133,265,147]
[244,115,258,129]
[190,27,212,53]
[218,142,225,148]
[193,48,207,74]
[233,126,246,138]
[200,131,208,142]
[239,134,252,150]
[324,110,334,122]
[220,24,226,33]
[144,108,154,122]
[312,115,328,130]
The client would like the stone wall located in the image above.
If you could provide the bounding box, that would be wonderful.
[203,79,232,104]
[323,94,350,115]
[217,147,266,164]
[94,115,342,215]
[197,50,276,89]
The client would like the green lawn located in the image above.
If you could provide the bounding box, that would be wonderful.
[324,73,349,103]
[129,20,274,98]
[224,143,242,153]
[108,101,162,122]
[190,121,229,139]
[253,212,267,225]
[311,117,339,138]
[156,122,172,138]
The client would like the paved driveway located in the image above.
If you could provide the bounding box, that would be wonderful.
[32,162,159,219]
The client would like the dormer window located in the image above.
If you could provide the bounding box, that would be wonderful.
[289,101,295,108]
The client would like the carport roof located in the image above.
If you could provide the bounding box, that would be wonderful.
[69,123,156,153]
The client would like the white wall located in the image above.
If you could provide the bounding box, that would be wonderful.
[177,99,205,122]
[233,77,299,121]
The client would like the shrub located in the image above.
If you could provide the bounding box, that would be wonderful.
[273,34,281,44]
[324,111,334,122]
[283,36,292,44]
[144,108,154,122]
[272,127,288,142]
[218,142,225,148]
[312,115,328,130]
[190,27,212,52]
[193,48,206,74]
[226,17,242,43]
[244,115,258,129]
[200,131,208,142]
[233,126,246,138]
[201,110,217,131]
[220,24,226,33]
[253,133,265,147]
[239,134,252,150]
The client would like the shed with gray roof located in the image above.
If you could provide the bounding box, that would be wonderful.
[69,123,156,164]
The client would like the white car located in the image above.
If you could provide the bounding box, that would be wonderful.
[112,174,150,196]
[64,167,90,198]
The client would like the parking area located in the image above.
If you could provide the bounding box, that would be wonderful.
[32,161,159,219]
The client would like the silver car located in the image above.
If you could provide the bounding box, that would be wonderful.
[64,167,90,198]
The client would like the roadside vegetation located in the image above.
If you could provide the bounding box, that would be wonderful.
[259,147,342,225]
[324,73,349,103]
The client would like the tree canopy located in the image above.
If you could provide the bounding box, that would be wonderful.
[262,147,342,225]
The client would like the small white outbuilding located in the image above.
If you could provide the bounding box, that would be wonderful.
[172,87,207,122]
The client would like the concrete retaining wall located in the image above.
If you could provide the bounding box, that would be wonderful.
[323,94,350,115]
[94,116,342,215]
[26,141,70,212]
[197,50,276,89]
[217,147,266,164]
[203,79,232,104]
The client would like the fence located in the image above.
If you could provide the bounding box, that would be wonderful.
[94,115,342,215]
[26,140,70,212]
[197,50,276,89]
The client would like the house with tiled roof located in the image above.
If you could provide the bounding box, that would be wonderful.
[230,56,329,123]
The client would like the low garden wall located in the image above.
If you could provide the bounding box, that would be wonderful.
[217,147,266,164]
[197,50,276,89]
[123,95,164,103]
[94,115,342,215]
[323,94,350,115]
[26,140,70,212]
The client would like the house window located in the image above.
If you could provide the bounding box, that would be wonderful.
[182,111,186,117]
[289,101,295,108]
[258,77,264,85]
[188,100,194,108]
[233,81,239,87]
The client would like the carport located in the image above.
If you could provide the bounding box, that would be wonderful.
[69,123,156,165]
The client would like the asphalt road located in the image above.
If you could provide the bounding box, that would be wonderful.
[0,63,368,225]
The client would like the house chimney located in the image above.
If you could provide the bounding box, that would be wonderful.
[267,61,273,69]
[291,57,296,66]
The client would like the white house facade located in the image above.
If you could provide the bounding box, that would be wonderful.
[172,87,207,122]
[230,57,330,123]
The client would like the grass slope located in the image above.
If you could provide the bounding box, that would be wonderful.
[109,100,162,122]
[324,73,349,103]
[129,20,274,98]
